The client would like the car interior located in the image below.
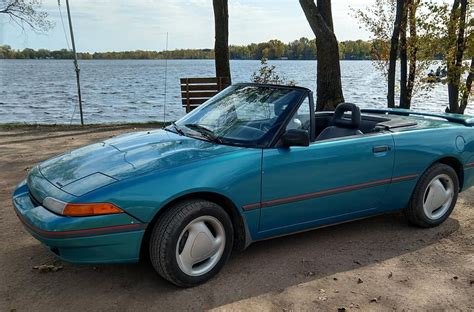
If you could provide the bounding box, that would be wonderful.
[226,100,418,144]
[296,103,418,142]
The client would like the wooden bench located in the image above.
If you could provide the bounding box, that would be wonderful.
[180,77,230,113]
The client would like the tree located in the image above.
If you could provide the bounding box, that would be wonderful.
[212,0,231,84]
[405,0,420,107]
[353,1,396,76]
[0,0,52,32]
[419,0,472,114]
[299,0,344,111]
[354,0,431,109]
[251,58,296,85]
[460,56,473,112]
[387,0,407,108]
[446,0,469,113]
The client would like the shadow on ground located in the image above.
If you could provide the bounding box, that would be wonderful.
[2,212,459,311]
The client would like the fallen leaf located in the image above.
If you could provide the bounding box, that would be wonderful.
[33,264,63,273]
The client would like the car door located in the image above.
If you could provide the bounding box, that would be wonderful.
[258,101,395,237]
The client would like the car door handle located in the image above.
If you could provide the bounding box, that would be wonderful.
[373,146,390,153]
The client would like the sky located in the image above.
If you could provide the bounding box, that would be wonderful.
[0,0,374,52]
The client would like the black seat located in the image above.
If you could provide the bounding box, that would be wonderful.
[316,103,363,141]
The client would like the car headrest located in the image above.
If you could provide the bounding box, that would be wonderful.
[331,103,361,129]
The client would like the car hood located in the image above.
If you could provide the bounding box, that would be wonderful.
[37,129,241,196]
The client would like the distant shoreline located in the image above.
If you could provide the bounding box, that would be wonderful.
[0,38,378,61]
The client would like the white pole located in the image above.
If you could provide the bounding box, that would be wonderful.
[65,0,84,125]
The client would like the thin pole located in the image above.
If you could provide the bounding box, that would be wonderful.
[163,32,169,124]
[65,0,84,125]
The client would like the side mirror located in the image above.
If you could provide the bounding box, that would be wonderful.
[281,129,310,147]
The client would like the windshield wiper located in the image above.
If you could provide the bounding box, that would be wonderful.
[184,124,222,143]
[168,122,185,136]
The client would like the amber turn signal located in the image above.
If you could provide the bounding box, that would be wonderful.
[63,203,124,217]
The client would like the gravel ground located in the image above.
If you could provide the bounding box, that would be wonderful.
[0,126,473,312]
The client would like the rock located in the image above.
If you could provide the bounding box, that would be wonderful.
[337,308,346,312]
[333,277,338,281]
[370,296,381,303]
[357,278,364,284]
[453,276,458,280]
[388,272,393,279]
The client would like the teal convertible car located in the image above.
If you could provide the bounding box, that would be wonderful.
[13,84,474,287]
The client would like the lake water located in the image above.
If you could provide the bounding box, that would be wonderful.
[0,59,472,124]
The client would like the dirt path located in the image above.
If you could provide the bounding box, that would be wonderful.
[0,126,473,311]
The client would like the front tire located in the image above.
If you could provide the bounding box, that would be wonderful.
[149,199,234,287]
[404,163,459,228]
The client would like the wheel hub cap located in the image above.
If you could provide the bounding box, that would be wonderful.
[423,174,454,220]
[176,216,225,276]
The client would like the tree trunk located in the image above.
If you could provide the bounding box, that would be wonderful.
[213,0,231,84]
[406,0,419,108]
[447,0,467,113]
[399,0,409,109]
[299,0,344,111]
[460,57,473,114]
[388,0,406,108]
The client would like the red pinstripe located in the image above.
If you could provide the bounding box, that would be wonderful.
[15,210,146,239]
[242,174,419,211]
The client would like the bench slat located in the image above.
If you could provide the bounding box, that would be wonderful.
[181,91,218,98]
[181,77,230,112]
[180,84,220,91]
[180,77,222,84]
[182,98,209,105]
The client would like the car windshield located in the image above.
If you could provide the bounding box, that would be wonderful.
[172,85,305,147]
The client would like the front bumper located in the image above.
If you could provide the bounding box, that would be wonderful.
[13,181,147,264]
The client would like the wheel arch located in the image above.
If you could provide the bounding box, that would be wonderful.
[140,191,250,260]
[431,156,464,190]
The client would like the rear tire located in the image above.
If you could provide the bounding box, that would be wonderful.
[149,199,233,287]
[404,163,459,228]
